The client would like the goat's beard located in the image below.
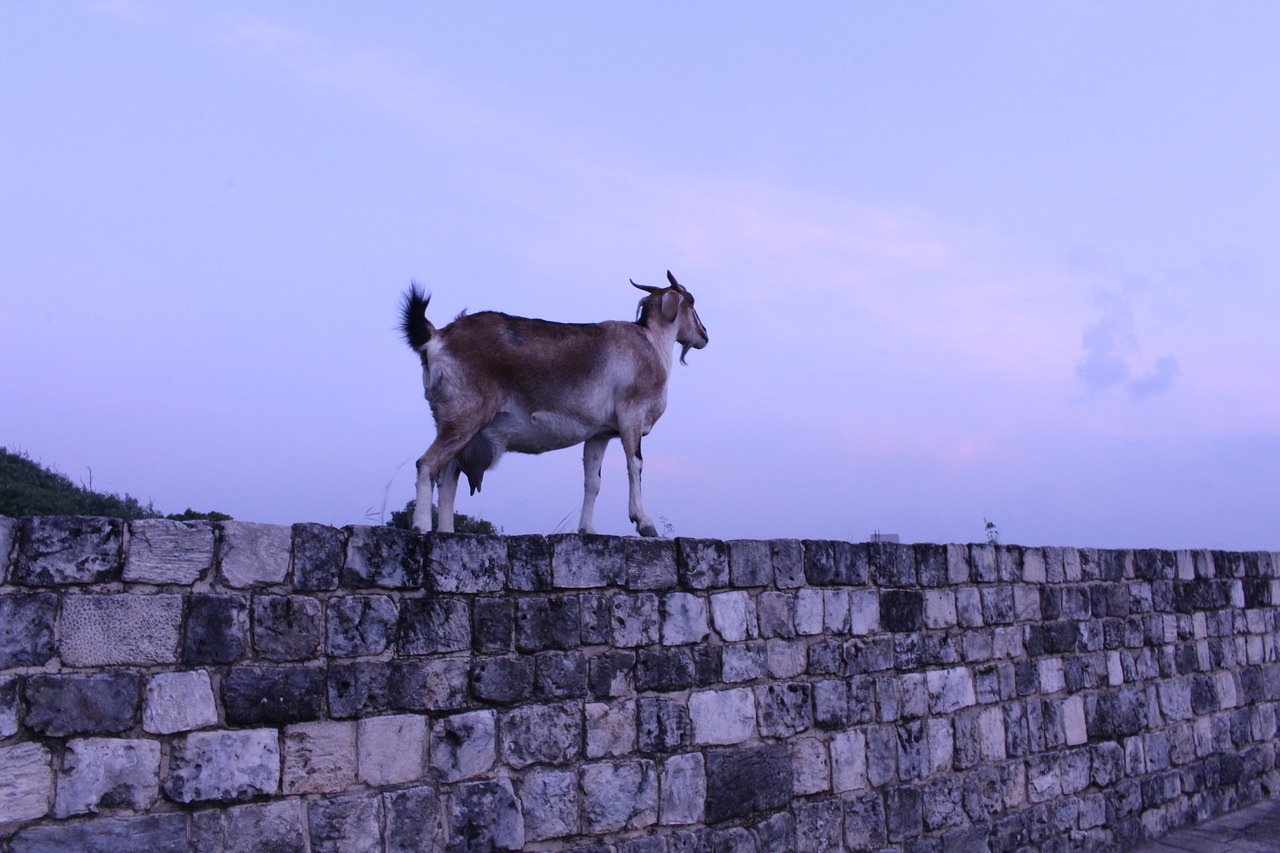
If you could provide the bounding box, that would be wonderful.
[679,344,692,366]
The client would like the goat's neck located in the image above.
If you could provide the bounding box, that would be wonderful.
[642,321,679,375]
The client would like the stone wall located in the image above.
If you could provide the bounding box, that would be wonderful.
[1,515,1278,852]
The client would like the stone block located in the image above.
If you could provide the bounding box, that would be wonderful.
[282,720,357,794]
[758,591,795,638]
[881,589,924,632]
[849,588,880,635]
[884,785,924,843]
[54,737,160,818]
[471,655,534,705]
[535,651,588,700]
[844,792,887,850]
[218,521,290,587]
[327,594,398,657]
[222,666,325,725]
[0,516,11,581]
[771,539,805,588]
[676,538,729,589]
[7,814,188,853]
[61,593,182,666]
[308,794,381,853]
[721,641,766,683]
[924,589,957,629]
[663,592,710,645]
[612,593,660,647]
[13,516,121,585]
[124,518,215,583]
[638,695,692,753]
[0,742,53,824]
[0,593,57,668]
[705,744,791,823]
[143,670,218,734]
[662,752,706,825]
[822,589,851,634]
[727,539,772,586]
[635,646,694,693]
[329,660,391,718]
[588,649,635,699]
[551,534,625,588]
[515,595,580,652]
[926,666,976,714]
[358,714,427,786]
[426,534,506,593]
[0,678,17,738]
[768,638,807,678]
[756,682,812,737]
[582,759,659,833]
[291,522,344,591]
[472,597,513,652]
[252,594,323,660]
[579,593,611,644]
[690,687,757,745]
[866,725,897,787]
[587,699,637,758]
[870,542,916,586]
[1063,694,1088,746]
[501,701,582,768]
[710,591,756,642]
[955,586,984,627]
[791,737,830,795]
[449,779,524,851]
[223,800,307,853]
[398,597,470,655]
[183,593,247,664]
[430,710,495,781]
[795,588,824,635]
[24,672,138,737]
[795,799,843,853]
[522,768,580,841]
[343,525,426,589]
[506,534,552,591]
[830,729,867,792]
[165,728,280,803]
[384,786,446,853]
[626,537,678,589]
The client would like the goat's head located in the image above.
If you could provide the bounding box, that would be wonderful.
[632,271,709,365]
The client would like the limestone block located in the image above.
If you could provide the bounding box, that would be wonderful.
[426,534,506,593]
[661,752,706,825]
[521,768,580,841]
[637,696,691,753]
[123,518,214,584]
[54,737,160,818]
[470,655,534,705]
[308,794,381,853]
[550,534,625,588]
[1,678,17,738]
[449,779,524,851]
[756,682,812,738]
[0,593,57,669]
[6,814,187,853]
[24,672,139,737]
[164,728,280,803]
[182,594,247,665]
[60,593,182,666]
[977,706,1007,761]
[770,539,804,588]
[343,525,426,589]
[514,596,579,652]
[727,538,772,587]
[0,742,53,824]
[534,651,587,700]
[757,591,795,638]
[831,729,868,792]
[926,666,976,714]
[13,516,122,585]
[823,589,851,634]
[326,594,398,657]
[611,593,660,647]
[1040,657,1066,694]
[710,591,756,642]
[358,714,427,786]
[219,521,291,587]
[282,720,357,794]
[662,592,710,645]
[790,737,830,796]
[625,537,677,590]
[430,710,495,781]
[0,516,12,582]
[586,700,636,758]
[500,702,582,768]
[223,800,307,853]
[252,594,323,661]
[849,589,880,635]
[704,744,791,824]
[143,670,218,734]
[689,687,756,745]
[291,522,344,591]
[384,786,446,853]
[925,589,958,629]
[582,759,658,833]
[676,538,729,589]
[794,588,824,635]
[927,717,954,774]
[767,639,807,679]
[222,666,325,726]
[955,587,984,627]
[1063,694,1089,746]
[398,597,470,656]
[328,660,391,718]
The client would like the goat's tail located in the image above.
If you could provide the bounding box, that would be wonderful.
[400,282,433,353]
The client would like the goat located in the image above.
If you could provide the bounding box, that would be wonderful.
[399,271,708,537]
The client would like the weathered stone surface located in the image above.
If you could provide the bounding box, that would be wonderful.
[0,742,53,824]
[328,660,391,718]
[582,759,658,833]
[0,516,12,582]
[522,767,580,841]
[398,597,470,655]
[638,695,692,753]
[291,522,345,591]
[61,593,183,666]
[677,538,729,589]
[661,752,706,825]
[830,729,867,793]
[711,590,757,642]
[663,592,710,645]
[758,591,796,638]
[449,779,524,852]
[218,521,290,587]
[327,594,397,657]
[586,699,636,758]
[626,537,678,589]
[13,516,121,585]
[222,666,325,725]
[282,720,358,794]
[344,525,426,589]
[727,538,772,586]
[535,651,588,699]
[309,794,381,853]
[471,655,534,704]
[501,701,582,768]
[24,672,139,737]
[392,658,469,712]
[7,814,188,853]
[143,670,218,734]
[165,728,280,803]
[705,744,791,823]
[253,594,324,660]
[550,534,625,588]
[223,800,307,853]
[427,534,506,592]
[183,593,247,664]
[123,518,215,583]
[636,647,695,692]
[431,710,496,781]
[795,798,843,853]
[0,677,18,738]
[54,737,160,818]
[612,592,660,647]
[756,682,813,738]
[770,539,805,588]
[881,589,925,632]
[690,687,757,745]
[722,641,767,683]
[515,595,580,651]
[927,665,976,714]
[358,714,427,786]
[384,786,446,853]
[0,592,56,668]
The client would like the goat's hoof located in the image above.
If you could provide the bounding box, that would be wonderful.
[637,523,659,537]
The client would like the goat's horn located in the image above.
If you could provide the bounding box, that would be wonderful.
[631,279,660,294]
[666,271,683,290]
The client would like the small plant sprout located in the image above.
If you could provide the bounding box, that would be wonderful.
[984,518,1000,545]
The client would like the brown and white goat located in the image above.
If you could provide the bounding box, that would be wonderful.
[400,271,708,536]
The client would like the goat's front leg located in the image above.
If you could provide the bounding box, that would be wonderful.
[412,454,435,533]
[620,429,658,537]
[435,459,461,533]
[579,435,610,534]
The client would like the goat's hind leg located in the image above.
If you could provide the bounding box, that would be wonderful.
[620,429,658,537]
[578,435,610,535]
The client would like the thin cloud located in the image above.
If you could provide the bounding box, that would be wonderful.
[1076,293,1180,400]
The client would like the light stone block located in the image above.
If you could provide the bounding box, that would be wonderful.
[124,519,215,584]
[926,666,976,714]
[722,642,767,683]
[1013,585,1041,621]
[282,721,357,794]
[581,759,658,833]
[586,701,637,758]
[767,639,807,679]
[0,517,13,580]
[219,521,291,587]
[61,594,182,666]
[0,742,53,823]
[522,768,580,841]
[795,588,824,636]
[823,589,851,634]
[143,670,218,734]
[978,706,1007,761]
[710,591,756,642]
[359,714,427,786]
[1108,651,1125,687]
[165,729,279,803]
[830,729,867,793]
[55,737,160,818]
[927,717,954,774]
[1040,658,1066,694]
[1216,672,1239,709]
[2,678,19,738]
[924,590,957,629]
[791,737,830,796]
[662,593,710,645]
[1021,548,1047,583]
[660,752,706,825]
[689,688,756,745]
[849,589,879,635]
[1063,695,1088,746]
[430,710,496,782]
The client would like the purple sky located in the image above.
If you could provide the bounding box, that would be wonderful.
[3,2,1278,549]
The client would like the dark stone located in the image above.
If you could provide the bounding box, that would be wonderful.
[802,540,840,585]
[24,672,139,736]
[794,799,843,852]
[13,515,122,585]
[895,633,923,671]
[1214,551,1245,578]
[328,660,391,718]
[326,595,398,658]
[980,587,1015,624]
[384,786,446,853]
[626,537,678,590]
[253,594,324,660]
[0,593,57,668]
[425,534,507,593]
[390,658,469,712]
[343,525,426,589]
[499,702,581,768]
[1060,585,1092,619]
[843,792,887,850]
[1174,579,1230,612]
[834,542,870,585]
[880,590,924,633]
[915,543,949,587]
[580,594,611,645]
[471,655,534,704]
[507,534,552,591]
[870,542,916,586]
[183,594,247,665]
[756,682,812,737]
[814,680,852,729]
[755,811,794,853]
[638,695,691,753]
[705,744,791,823]
[635,647,694,692]
[6,814,188,853]
[534,652,588,699]
[991,812,1029,851]
[1176,642,1201,675]
[770,540,804,588]
[845,637,894,674]
[291,522,344,591]
[588,650,635,698]
[1191,675,1220,715]
[472,597,514,653]
[447,779,523,852]
[897,718,929,781]
[995,546,1023,582]
[1244,579,1271,608]
[1040,587,1063,620]
[809,640,844,676]
[1064,654,1107,692]
[1134,549,1177,581]
[693,644,722,687]
[223,666,324,725]
[669,829,713,853]
[617,838,666,853]
[727,539,772,587]
[515,596,580,652]
[676,538,729,589]
[309,795,380,853]
[1025,621,1078,657]
[398,597,470,655]
[1086,688,1148,740]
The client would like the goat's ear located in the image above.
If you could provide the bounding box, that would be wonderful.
[660,290,681,323]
